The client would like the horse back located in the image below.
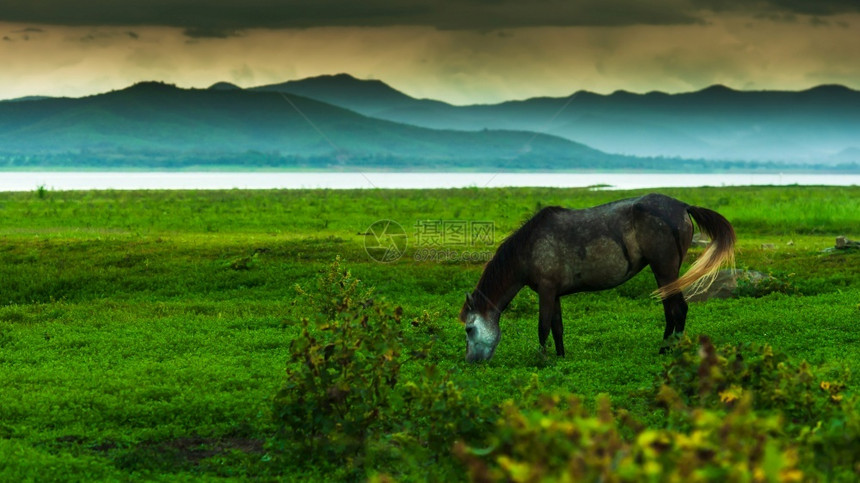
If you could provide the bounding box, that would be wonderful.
[522,194,692,294]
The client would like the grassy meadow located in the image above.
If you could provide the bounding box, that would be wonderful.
[0,185,858,480]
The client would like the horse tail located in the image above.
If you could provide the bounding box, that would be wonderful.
[655,205,736,300]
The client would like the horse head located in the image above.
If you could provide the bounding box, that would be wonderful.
[460,292,500,362]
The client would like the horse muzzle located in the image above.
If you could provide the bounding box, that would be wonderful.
[465,338,498,362]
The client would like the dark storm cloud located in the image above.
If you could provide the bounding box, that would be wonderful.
[693,0,860,16]
[0,0,700,36]
[1,0,857,37]
[771,0,860,14]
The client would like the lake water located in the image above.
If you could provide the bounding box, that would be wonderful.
[1,171,858,192]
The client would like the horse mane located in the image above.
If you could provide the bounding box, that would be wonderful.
[472,206,564,314]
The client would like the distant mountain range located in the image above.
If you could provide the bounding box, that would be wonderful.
[1,74,858,170]
[254,74,860,164]
[0,81,622,170]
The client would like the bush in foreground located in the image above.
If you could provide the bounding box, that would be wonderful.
[455,393,802,482]
[272,257,489,479]
[658,335,860,481]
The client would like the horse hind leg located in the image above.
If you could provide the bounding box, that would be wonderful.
[660,293,688,349]
[652,266,689,354]
[551,297,564,357]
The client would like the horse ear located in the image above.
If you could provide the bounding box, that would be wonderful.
[465,293,475,310]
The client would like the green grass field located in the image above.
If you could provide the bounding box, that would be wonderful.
[0,186,858,480]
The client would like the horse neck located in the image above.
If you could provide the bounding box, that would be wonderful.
[474,254,523,316]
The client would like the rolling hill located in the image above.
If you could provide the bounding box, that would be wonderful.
[0,81,631,169]
[254,75,860,164]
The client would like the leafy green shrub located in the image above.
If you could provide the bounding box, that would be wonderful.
[273,257,491,478]
[455,393,803,482]
[292,255,371,321]
[658,335,848,428]
[361,365,492,481]
[658,335,860,481]
[273,257,405,461]
[399,365,489,454]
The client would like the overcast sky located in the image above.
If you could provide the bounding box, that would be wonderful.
[2,0,859,103]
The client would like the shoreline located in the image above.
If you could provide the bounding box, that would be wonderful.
[2,171,859,192]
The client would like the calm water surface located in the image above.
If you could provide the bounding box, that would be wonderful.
[1,171,858,192]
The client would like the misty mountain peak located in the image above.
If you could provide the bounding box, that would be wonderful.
[697,84,738,95]
[122,81,182,94]
[281,73,394,92]
[251,73,416,115]
[208,81,242,91]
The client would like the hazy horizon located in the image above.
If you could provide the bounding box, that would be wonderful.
[4,72,859,105]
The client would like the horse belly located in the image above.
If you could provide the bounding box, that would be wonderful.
[531,234,642,294]
[576,236,639,290]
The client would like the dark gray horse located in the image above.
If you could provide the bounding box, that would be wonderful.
[460,193,735,362]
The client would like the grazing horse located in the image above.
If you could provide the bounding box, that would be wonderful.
[460,193,735,362]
